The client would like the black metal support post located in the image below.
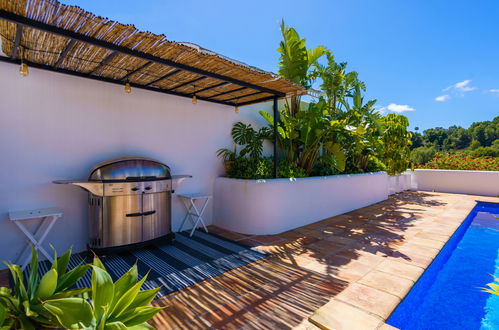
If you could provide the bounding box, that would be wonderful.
[273,96,279,178]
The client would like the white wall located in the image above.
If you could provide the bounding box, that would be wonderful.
[388,171,412,195]
[414,169,499,196]
[214,172,388,235]
[0,62,272,263]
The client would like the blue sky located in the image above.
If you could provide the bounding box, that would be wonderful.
[65,0,499,130]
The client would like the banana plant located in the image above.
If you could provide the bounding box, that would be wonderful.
[42,255,163,329]
[0,246,90,329]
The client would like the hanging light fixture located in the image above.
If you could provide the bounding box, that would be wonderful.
[19,48,29,77]
[234,106,239,113]
[192,94,197,104]
[19,60,29,77]
[124,81,132,94]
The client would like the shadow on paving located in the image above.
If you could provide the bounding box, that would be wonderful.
[150,191,450,329]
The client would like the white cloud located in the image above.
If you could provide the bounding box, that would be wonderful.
[386,103,415,113]
[435,94,450,102]
[489,89,499,93]
[443,79,476,93]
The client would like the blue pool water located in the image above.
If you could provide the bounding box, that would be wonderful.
[388,202,499,330]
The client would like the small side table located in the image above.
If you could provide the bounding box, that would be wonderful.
[9,207,62,270]
[178,194,211,237]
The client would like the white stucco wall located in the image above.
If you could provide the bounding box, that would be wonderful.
[414,169,499,196]
[0,62,272,263]
[214,172,389,235]
[388,171,412,195]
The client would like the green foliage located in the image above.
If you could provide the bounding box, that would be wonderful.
[469,140,481,150]
[410,116,498,153]
[227,157,273,179]
[410,146,437,165]
[381,114,412,175]
[227,157,306,179]
[42,256,162,329]
[0,246,90,329]
[366,156,387,172]
[469,146,499,157]
[0,248,161,329]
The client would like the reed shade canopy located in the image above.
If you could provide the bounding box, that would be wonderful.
[0,0,307,107]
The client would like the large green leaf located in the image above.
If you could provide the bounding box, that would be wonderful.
[109,274,148,318]
[56,264,90,291]
[27,246,39,302]
[112,265,139,308]
[104,321,128,330]
[35,269,58,300]
[56,248,72,277]
[121,306,163,327]
[43,298,95,329]
[0,303,6,326]
[5,263,28,302]
[128,323,154,330]
[128,287,160,310]
[50,288,91,299]
[91,265,114,322]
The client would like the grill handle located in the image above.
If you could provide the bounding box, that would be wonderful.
[125,210,156,217]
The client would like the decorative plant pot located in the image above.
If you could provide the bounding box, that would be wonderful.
[223,160,233,173]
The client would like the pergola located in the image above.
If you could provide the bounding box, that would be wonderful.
[0,0,307,176]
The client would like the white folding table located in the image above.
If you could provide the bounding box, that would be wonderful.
[9,207,62,270]
[178,193,211,237]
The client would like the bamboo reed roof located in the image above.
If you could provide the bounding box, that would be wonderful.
[0,0,307,106]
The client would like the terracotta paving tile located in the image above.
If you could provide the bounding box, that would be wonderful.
[201,301,258,329]
[306,240,345,254]
[324,234,357,245]
[358,270,414,298]
[336,283,401,319]
[415,231,450,242]
[251,235,286,244]
[309,299,383,330]
[375,259,424,282]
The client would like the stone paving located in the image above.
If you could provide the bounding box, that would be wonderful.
[149,191,498,329]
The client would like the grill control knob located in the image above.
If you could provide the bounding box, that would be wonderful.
[131,187,140,191]
[145,186,152,191]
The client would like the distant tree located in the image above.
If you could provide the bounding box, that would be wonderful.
[410,132,424,149]
[469,140,481,150]
[424,127,448,151]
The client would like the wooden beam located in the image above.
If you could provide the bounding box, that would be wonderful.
[54,39,76,67]
[11,23,22,59]
[88,51,119,75]
[145,69,181,86]
[168,76,207,91]
[120,61,152,80]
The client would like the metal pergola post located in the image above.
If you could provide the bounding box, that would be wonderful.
[273,96,279,178]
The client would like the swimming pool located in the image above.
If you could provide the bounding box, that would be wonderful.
[387,201,499,330]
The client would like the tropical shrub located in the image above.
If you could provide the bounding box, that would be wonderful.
[0,246,90,329]
[410,146,437,165]
[227,157,306,179]
[417,152,499,171]
[469,146,499,158]
[381,114,412,175]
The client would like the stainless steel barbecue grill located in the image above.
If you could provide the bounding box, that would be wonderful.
[54,156,190,252]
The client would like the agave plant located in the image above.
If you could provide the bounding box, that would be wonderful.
[0,246,90,329]
[42,255,163,329]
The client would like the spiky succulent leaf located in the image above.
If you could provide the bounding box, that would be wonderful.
[43,297,95,329]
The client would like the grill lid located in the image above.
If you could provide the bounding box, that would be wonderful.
[88,156,171,182]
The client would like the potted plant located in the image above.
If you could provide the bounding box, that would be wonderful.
[216,145,237,173]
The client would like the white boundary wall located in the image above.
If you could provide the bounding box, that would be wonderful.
[214,172,388,235]
[414,169,499,197]
[0,62,272,263]
[388,171,412,194]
